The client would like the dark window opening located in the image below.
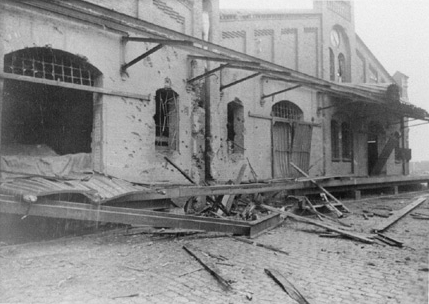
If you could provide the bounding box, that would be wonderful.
[338,53,346,83]
[329,48,335,81]
[331,120,340,160]
[2,48,100,156]
[154,88,178,150]
[341,122,352,161]
[2,80,93,155]
[227,100,244,154]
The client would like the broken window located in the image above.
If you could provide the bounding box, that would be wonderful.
[2,47,101,156]
[227,99,244,154]
[154,88,179,150]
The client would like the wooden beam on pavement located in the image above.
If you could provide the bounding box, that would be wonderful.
[261,204,374,244]
[264,268,311,304]
[372,196,427,233]
[183,245,232,291]
[290,162,348,216]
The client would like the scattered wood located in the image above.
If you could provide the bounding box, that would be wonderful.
[112,294,139,299]
[178,267,203,277]
[264,268,311,304]
[319,232,342,238]
[221,164,247,214]
[233,236,289,255]
[372,233,403,247]
[372,211,390,218]
[261,204,374,244]
[302,197,351,228]
[411,215,429,220]
[182,245,232,291]
[290,162,348,217]
[246,157,259,182]
[362,214,369,220]
[372,196,427,233]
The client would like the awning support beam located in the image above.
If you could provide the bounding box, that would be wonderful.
[187,64,228,83]
[220,72,261,91]
[261,85,302,100]
[188,55,260,67]
[121,43,164,73]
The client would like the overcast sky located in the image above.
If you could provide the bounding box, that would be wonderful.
[219,0,429,162]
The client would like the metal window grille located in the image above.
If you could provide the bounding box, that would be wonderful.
[4,48,99,86]
[272,101,303,120]
[155,88,178,149]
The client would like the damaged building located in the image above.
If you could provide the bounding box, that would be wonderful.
[0,0,428,236]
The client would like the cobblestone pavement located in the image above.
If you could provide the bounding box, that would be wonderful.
[0,192,428,304]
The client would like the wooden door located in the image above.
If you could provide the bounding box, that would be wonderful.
[272,121,313,178]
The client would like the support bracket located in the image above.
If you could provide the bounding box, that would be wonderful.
[220,72,261,91]
[261,85,302,100]
[187,64,228,83]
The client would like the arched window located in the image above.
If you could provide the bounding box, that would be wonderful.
[338,53,346,83]
[271,100,303,120]
[3,47,101,86]
[2,47,101,156]
[227,99,244,154]
[329,48,335,81]
[341,122,352,161]
[154,88,179,150]
[331,120,340,160]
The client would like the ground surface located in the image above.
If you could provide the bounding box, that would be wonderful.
[0,191,428,304]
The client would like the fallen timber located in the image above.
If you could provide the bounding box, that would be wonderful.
[0,196,281,238]
[372,196,427,233]
[261,204,374,244]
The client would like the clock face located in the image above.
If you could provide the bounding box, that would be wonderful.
[330,29,340,48]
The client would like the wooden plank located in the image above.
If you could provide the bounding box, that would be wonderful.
[264,268,311,304]
[370,135,399,176]
[261,204,374,244]
[182,245,232,291]
[0,72,150,101]
[222,164,247,213]
[290,162,346,217]
[372,196,427,233]
[233,237,289,255]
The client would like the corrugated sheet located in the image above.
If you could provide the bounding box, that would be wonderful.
[0,174,153,203]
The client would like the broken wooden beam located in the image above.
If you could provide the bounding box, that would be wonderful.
[372,196,427,233]
[182,245,232,291]
[372,233,403,247]
[261,204,374,244]
[233,237,289,255]
[219,164,247,214]
[264,268,311,304]
[290,162,347,217]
